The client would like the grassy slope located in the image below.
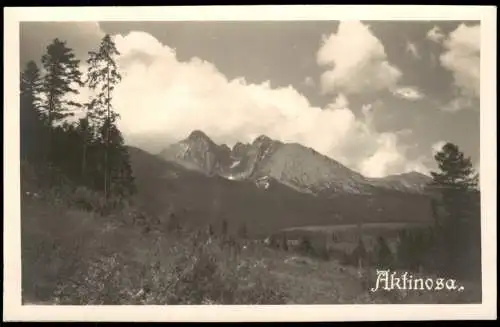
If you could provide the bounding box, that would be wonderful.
[21,194,481,305]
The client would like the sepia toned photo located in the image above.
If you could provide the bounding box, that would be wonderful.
[4,6,497,322]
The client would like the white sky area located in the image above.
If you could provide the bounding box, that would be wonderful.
[59,21,479,178]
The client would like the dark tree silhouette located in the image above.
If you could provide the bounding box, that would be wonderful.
[76,116,91,183]
[86,34,122,199]
[40,38,83,167]
[97,121,136,197]
[20,61,45,163]
[20,36,136,208]
[431,143,478,190]
[429,142,480,279]
[40,38,83,126]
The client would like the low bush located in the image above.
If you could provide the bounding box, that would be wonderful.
[52,232,287,305]
[23,199,288,305]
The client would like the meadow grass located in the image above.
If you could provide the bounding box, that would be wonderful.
[21,194,481,305]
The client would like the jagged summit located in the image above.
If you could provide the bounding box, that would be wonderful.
[158,130,432,195]
[188,130,213,143]
[253,134,273,144]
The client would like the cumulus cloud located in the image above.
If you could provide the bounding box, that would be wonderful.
[359,134,430,177]
[326,93,349,110]
[85,30,422,178]
[21,24,428,178]
[391,86,424,101]
[359,133,406,177]
[438,23,480,112]
[317,21,402,95]
[440,23,480,98]
[441,96,477,113]
[426,26,445,43]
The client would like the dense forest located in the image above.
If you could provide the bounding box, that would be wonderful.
[21,35,135,209]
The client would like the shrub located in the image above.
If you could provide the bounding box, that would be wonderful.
[70,186,107,213]
[46,217,287,305]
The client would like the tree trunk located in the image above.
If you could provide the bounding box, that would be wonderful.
[46,91,54,186]
[104,65,110,200]
[81,123,87,183]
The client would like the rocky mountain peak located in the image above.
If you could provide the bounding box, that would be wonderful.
[253,134,273,144]
[159,130,431,195]
[188,130,213,144]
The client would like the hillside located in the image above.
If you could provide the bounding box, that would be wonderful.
[128,146,435,237]
[22,195,480,305]
[367,171,433,194]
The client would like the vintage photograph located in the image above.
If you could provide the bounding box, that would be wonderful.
[4,5,497,322]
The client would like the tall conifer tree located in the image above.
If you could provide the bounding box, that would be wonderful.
[86,34,122,199]
[40,38,83,165]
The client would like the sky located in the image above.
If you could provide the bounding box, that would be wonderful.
[19,20,481,178]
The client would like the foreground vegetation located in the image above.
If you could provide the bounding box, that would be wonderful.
[22,186,481,305]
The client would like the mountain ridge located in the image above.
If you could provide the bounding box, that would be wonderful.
[159,130,432,196]
[127,145,435,236]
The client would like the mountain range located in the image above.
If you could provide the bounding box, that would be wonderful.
[159,130,432,196]
[125,130,435,237]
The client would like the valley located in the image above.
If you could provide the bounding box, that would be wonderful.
[128,131,436,238]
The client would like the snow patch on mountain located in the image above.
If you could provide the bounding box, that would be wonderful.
[230,160,241,169]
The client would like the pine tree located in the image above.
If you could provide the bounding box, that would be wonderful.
[20,61,44,163]
[430,142,480,279]
[431,142,478,191]
[39,38,83,176]
[50,122,84,182]
[431,143,479,227]
[79,98,107,191]
[40,38,83,127]
[77,116,91,184]
[97,120,135,197]
[86,34,122,199]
